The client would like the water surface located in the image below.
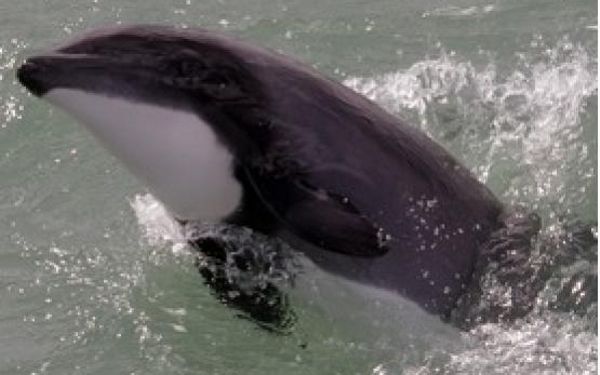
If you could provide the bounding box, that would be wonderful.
[0,0,597,374]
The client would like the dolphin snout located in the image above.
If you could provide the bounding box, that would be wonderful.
[17,58,49,96]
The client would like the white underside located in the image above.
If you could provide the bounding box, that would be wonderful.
[46,88,242,222]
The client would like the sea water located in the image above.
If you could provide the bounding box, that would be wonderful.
[0,0,597,374]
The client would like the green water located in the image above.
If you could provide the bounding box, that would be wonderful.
[0,0,597,374]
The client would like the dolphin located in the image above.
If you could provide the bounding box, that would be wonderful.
[17,25,540,330]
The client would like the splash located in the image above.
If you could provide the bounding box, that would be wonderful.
[129,193,188,254]
[345,37,597,374]
[448,314,597,374]
[344,38,597,215]
[0,38,27,129]
[130,192,296,291]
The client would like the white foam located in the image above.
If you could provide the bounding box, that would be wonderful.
[448,314,597,374]
[421,4,496,18]
[129,193,188,254]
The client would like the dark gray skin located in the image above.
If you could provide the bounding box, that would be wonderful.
[18,25,518,329]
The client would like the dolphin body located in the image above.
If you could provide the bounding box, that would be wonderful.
[18,25,517,329]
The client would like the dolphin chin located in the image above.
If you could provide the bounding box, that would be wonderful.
[17,25,543,331]
[45,88,242,222]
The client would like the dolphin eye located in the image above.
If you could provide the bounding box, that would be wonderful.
[177,59,204,77]
[200,70,245,100]
[203,72,229,87]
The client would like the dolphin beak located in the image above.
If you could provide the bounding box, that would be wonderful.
[17,57,52,97]
[17,53,102,97]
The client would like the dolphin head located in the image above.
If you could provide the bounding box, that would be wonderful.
[18,25,261,104]
[16,25,262,222]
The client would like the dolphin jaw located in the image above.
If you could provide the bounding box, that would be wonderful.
[45,88,242,222]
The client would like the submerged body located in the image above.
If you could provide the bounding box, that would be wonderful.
[18,25,506,324]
